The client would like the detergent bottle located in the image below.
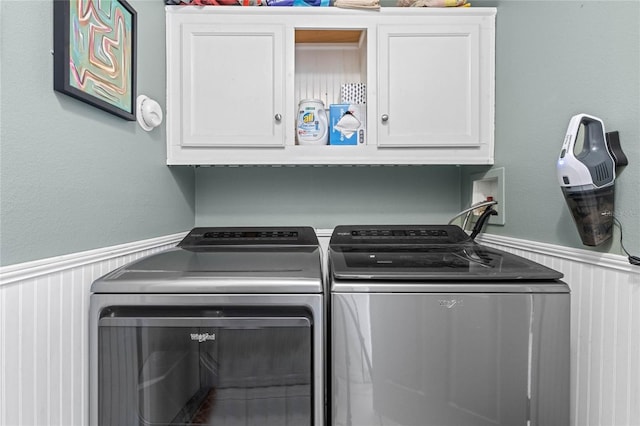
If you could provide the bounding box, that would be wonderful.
[297,99,328,145]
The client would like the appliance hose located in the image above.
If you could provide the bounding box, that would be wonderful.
[448,200,498,225]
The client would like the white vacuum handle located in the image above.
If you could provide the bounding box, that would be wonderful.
[557,113,609,188]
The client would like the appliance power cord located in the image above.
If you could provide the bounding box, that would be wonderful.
[612,216,640,266]
[469,205,498,240]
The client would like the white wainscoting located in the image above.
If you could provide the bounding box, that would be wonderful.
[475,234,640,426]
[0,233,185,426]
[1,231,638,426]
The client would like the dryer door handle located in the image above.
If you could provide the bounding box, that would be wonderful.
[99,316,311,328]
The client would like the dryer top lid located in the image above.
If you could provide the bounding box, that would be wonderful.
[91,227,323,294]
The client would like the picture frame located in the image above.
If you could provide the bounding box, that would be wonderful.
[53,0,137,121]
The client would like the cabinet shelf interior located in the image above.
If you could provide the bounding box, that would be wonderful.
[294,28,367,107]
[295,29,364,44]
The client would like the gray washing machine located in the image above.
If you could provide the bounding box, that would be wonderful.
[328,225,570,426]
[89,227,324,426]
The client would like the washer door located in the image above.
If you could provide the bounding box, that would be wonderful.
[98,307,313,426]
[331,292,569,426]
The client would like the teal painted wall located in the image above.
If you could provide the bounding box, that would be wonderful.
[0,0,195,266]
[195,166,463,228]
[461,0,640,255]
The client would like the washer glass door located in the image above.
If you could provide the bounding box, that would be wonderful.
[98,307,313,425]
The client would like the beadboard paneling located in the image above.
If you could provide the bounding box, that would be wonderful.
[475,234,640,426]
[0,234,185,426]
[1,231,639,426]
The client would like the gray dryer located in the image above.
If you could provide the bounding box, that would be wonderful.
[90,227,324,426]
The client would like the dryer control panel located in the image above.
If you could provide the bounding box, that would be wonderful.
[179,226,319,247]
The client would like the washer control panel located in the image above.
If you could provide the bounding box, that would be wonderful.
[331,225,470,246]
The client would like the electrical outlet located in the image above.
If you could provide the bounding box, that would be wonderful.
[470,167,505,225]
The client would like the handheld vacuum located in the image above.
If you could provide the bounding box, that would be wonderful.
[557,113,627,246]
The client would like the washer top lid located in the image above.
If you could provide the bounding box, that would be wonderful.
[329,225,564,283]
[91,227,322,294]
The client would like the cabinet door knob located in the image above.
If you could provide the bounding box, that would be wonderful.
[274,113,282,122]
[381,114,389,122]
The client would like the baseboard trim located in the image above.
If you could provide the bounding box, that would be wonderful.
[0,232,188,286]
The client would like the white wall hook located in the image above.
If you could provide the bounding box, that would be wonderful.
[136,95,163,131]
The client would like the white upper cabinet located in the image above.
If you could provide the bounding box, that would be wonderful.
[378,21,481,147]
[166,7,496,165]
[167,14,285,152]
[181,23,285,147]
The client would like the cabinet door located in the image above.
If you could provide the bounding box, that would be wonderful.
[378,24,481,148]
[178,23,285,147]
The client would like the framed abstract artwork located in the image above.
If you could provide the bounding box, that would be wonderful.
[53,0,137,121]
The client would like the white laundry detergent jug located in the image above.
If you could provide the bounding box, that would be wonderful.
[297,99,328,145]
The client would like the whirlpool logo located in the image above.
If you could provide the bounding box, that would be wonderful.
[191,332,216,343]
[438,299,463,309]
